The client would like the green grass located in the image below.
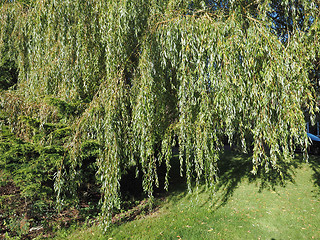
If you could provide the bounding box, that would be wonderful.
[54,152,320,240]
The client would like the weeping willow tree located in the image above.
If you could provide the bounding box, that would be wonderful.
[0,0,319,230]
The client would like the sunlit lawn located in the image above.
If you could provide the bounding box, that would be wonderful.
[55,153,320,240]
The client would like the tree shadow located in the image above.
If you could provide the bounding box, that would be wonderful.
[115,154,187,225]
[118,149,320,223]
[118,151,188,208]
[154,154,188,204]
[308,154,320,195]
[210,150,303,210]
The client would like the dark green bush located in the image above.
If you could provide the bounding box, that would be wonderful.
[0,125,59,200]
[0,57,18,90]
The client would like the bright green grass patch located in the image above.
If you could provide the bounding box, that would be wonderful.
[55,153,320,240]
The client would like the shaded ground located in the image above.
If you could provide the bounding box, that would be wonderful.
[309,155,320,194]
[0,174,100,239]
[1,150,320,239]
[55,152,320,240]
[211,151,307,209]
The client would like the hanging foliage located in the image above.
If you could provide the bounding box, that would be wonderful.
[1,0,319,229]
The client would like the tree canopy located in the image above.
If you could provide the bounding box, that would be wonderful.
[0,0,319,230]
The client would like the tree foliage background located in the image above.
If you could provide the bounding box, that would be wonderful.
[0,0,319,230]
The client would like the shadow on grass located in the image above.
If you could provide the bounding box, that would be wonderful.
[115,153,187,225]
[117,150,320,225]
[308,154,320,195]
[210,150,306,209]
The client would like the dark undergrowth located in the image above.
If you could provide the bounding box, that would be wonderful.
[2,143,320,239]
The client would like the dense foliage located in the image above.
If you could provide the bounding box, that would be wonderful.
[0,0,319,230]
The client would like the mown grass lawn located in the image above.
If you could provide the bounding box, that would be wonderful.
[55,152,320,240]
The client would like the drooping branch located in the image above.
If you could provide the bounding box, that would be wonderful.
[0,0,319,230]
